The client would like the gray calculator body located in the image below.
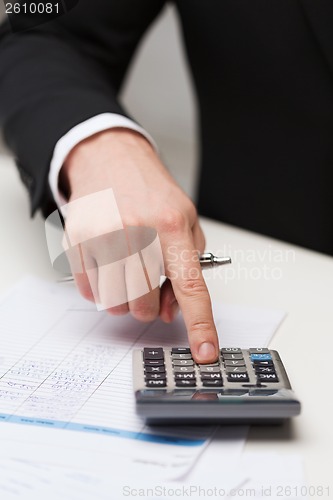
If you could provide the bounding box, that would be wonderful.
[133,348,301,424]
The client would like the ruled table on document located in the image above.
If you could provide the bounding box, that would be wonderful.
[0,278,211,446]
[0,276,283,449]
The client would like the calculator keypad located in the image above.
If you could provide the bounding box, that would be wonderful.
[135,346,300,424]
[142,347,280,389]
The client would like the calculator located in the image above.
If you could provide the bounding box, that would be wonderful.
[133,347,301,424]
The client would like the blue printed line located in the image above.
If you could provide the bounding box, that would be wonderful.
[0,413,204,446]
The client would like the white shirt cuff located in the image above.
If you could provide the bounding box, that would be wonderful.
[48,113,158,215]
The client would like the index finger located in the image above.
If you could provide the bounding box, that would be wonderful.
[164,232,219,364]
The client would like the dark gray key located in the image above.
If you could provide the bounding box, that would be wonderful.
[146,379,166,387]
[202,379,223,387]
[223,353,244,360]
[143,348,164,360]
[224,359,246,367]
[226,366,247,373]
[221,348,242,354]
[175,380,196,387]
[171,353,192,360]
[252,360,274,367]
[249,348,270,354]
[173,359,194,366]
[255,366,275,374]
[145,372,166,380]
[144,359,164,367]
[257,373,279,382]
[173,366,195,373]
[171,347,191,354]
[145,365,165,373]
[200,366,221,373]
[227,372,249,382]
[174,373,196,380]
[200,372,222,380]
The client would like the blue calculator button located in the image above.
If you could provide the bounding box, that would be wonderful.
[250,353,272,361]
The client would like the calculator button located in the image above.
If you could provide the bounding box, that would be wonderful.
[257,373,279,382]
[199,366,221,373]
[251,360,274,367]
[146,379,167,387]
[145,365,165,373]
[173,366,195,373]
[143,348,164,360]
[254,366,275,374]
[171,353,192,360]
[226,366,247,373]
[144,359,165,367]
[175,380,196,387]
[145,372,166,380]
[249,348,270,354]
[250,353,272,362]
[198,362,220,368]
[223,353,243,360]
[224,359,246,367]
[200,372,222,380]
[221,348,242,354]
[174,373,196,380]
[227,372,249,382]
[202,379,223,387]
[173,359,194,366]
[171,347,191,354]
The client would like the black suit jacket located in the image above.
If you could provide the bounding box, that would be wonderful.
[1,0,333,254]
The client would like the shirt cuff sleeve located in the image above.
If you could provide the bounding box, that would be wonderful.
[48,113,158,214]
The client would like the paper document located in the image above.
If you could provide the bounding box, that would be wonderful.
[0,277,285,479]
[0,450,306,500]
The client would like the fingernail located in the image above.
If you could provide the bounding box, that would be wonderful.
[198,342,217,362]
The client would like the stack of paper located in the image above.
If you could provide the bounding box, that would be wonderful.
[0,276,302,498]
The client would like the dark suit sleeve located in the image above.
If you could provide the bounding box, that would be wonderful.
[0,0,165,216]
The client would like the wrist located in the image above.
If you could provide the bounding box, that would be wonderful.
[59,128,155,199]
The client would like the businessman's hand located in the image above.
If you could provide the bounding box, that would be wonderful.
[60,129,219,363]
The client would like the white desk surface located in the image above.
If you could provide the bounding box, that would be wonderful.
[1,154,332,488]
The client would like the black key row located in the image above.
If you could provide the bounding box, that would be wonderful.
[143,347,167,387]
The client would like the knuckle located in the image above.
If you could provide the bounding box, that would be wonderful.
[131,304,159,322]
[178,277,207,296]
[189,320,214,336]
[158,208,187,234]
